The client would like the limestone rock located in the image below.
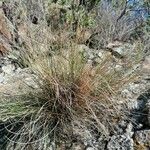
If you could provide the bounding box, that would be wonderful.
[107,134,134,150]
[2,64,15,75]
[134,130,150,149]
[86,147,95,150]
[107,122,134,150]
[0,68,39,103]
[106,41,134,58]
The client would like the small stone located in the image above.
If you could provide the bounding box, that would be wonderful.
[2,64,15,75]
[121,89,132,99]
[24,77,39,89]
[126,123,134,137]
[115,64,122,71]
[97,51,103,58]
[107,41,123,49]
[88,52,95,60]
[86,147,94,150]
[15,67,22,73]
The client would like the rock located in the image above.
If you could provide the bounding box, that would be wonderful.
[24,76,39,89]
[86,147,95,150]
[126,123,134,137]
[96,51,112,62]
[0,68,38,101]
[134,130,150,149]
[107,134,134,150]
[107,41,123,49]
[115,64,123,71]
[2,64,15,75]
[121,79,150,110]
[106,41,134,58]
[107,122,134,150]
[129,90,150,131]
[78,44,96,61]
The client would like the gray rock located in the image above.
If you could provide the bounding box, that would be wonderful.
[121,79,150,110]
[114,64,123,71]
[107,41,134,58]
[0,68,39,102]
[86,147,95,150]
[2,64,15,75]
[134,130,150,147]
[107,134,134,150]
[107,122,134,150]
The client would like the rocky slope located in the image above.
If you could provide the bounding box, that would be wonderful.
[0,1,150,150]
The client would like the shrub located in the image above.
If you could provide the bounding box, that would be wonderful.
[87,0,144,49]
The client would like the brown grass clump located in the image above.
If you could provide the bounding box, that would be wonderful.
[4,32,141,149]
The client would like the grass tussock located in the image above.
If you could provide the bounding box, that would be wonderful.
[2,32,142,149]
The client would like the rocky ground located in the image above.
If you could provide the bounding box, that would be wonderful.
[0,1,150,150]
